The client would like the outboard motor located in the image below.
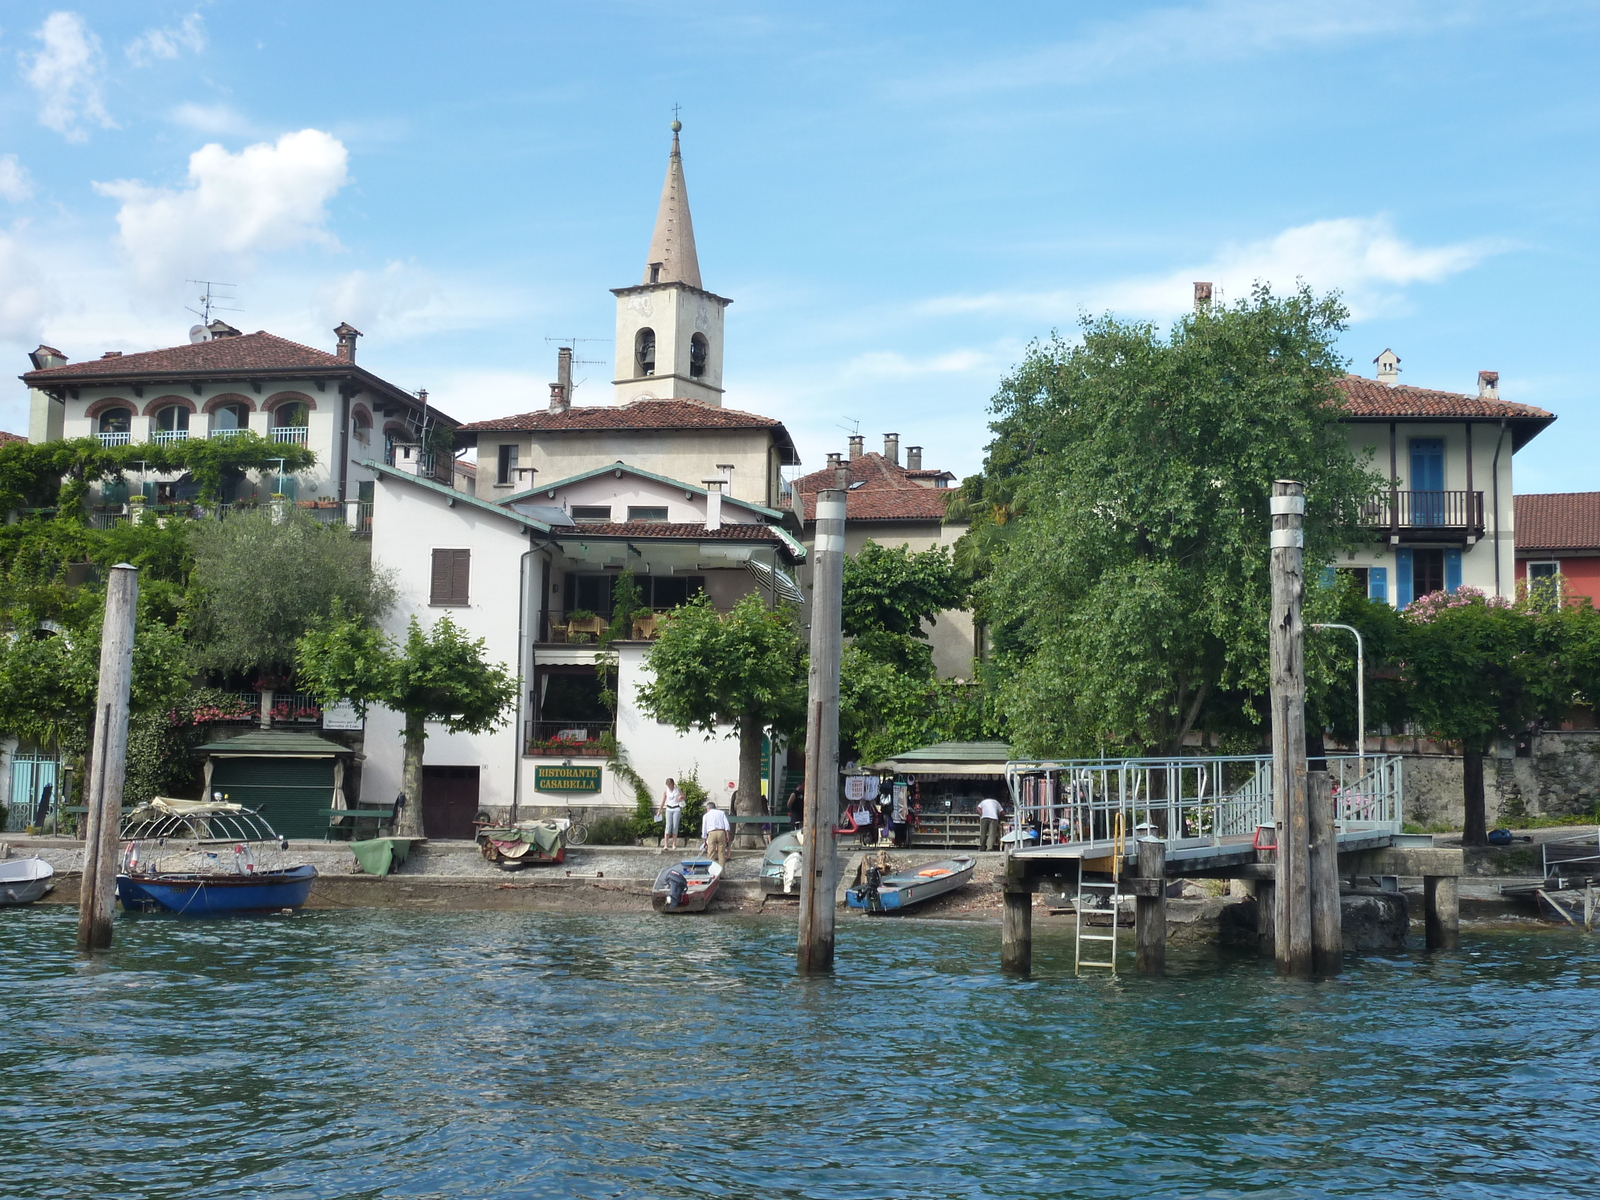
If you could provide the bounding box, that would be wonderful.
[665,868,688,909]
[861,864,883,912]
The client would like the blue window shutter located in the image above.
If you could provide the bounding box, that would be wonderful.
[1320,567,1336,589]
[1368,566,1388,604]
[1444,549,1462,594]
[1395,549,1413,609]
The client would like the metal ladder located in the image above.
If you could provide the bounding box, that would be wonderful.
[1074,813,1125,975]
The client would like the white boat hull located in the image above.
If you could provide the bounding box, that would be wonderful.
[0,857,55,906]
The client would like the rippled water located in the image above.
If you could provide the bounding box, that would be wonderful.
[3,907,1600,1199]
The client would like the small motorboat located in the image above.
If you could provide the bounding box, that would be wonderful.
[847,854,977,912]
[117,798,317,915]
[652,858,723,913]
[759,831,804,895]
[0,857,55,906]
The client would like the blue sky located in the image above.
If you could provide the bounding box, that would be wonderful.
[0,1,1596,490]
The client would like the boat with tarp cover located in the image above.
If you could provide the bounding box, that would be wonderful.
[116,798,317,915]
[477,820,568,869]
[847,854,976,912]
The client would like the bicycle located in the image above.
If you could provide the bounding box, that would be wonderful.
[562,806,590,846]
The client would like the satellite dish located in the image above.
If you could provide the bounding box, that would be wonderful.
[189,324,210,344]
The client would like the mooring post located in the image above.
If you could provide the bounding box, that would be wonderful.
[1135,836,1167,975]
[798,489,845,975]
[1254,879,1276,958]
[1269,480,1313,977]
[1424,875,1460,950]
[1001,884,1033,976]
[1307,769,1343,975]
[77,563,138,952]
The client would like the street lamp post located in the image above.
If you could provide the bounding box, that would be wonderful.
[1310,622,1364,785]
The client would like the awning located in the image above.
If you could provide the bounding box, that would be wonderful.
[744,559,804,604]
[865,740,1013,776]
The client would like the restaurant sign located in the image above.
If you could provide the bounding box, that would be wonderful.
[534,765,603,794]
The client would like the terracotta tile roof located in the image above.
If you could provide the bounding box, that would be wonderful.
[1515,493,1600,552]
[21,331,346,380]
[793,451,957,522]
[557,521,786,542]
[0,431,26,445]
[460,399,775,432]
[1334,375,1554,422]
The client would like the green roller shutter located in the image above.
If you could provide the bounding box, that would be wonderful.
[210,756,335,839]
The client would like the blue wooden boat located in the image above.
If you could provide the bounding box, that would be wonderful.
[847,854,976,912]
[117,864,317,915]
[117,798,316,915]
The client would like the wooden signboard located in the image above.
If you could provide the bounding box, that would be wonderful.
[534,765,602,794]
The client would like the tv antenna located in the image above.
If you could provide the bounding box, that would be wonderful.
[186,281,241,342]
[544,337,608,398]
[836,418,861,437]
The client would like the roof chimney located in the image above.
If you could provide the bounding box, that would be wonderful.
[1478,370,1499,400]
[1374,348,1401,387]
[28,345,66,370]
[826,451,848,490]
[101,351,122,359]
[701,476,724,531]
[906,445,923,471]
[549,347,573,412]
[1193,281,1213,310]
[883,433,900,465]
[206,319,241,339]
[848,435,864,460]
[334,322,362,362]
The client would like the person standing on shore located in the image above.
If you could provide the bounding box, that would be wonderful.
[977,795,1004,852]
[701,799,731,867]
[786,784,804,832]
[658,777,684,853]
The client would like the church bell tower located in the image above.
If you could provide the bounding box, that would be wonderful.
[612,120,731,406]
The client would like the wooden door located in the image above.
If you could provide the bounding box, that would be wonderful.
[421,766,481,839]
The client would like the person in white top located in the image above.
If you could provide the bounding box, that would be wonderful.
[658,777,685,852]
[977,796,1004,852]
[701,800,732,867]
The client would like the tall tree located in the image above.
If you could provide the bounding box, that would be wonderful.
[189,509,395,681]
[635,593,807,833]
[296,612,518,837]
[966,284,1380,757]
[1403,589,1574,845]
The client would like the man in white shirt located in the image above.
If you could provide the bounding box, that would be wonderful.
[701,800,731,867]
[658,777,684,853]
[977,796,1004,852]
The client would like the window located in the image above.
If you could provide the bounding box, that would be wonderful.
[627,506,668,522]
[430,549,471,606]
[1412,548,1445,598]
[212,402,249,432]
[156,405,189,433]
[351,412,370,444]
[273,402,309,427]
[1410,438,1445,525]
[1527,561,1561,608]
[571,506,612,523]
[635,328,656,377]
[98,407,132,433]
[564,573,703,617]
[496,444,518,486]
[689,333,708,379]
[1335,567,1369,596]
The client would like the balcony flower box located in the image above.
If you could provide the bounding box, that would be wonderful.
[525,736,611,757]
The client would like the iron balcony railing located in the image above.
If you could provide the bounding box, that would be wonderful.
[271,426,309,444]
[96,431,132,446]
[525,719,614,756]
[1006,754,1403,852]
[1360,489,1485,534]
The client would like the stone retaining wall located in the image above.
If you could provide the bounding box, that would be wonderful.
[1399,731,1600,828]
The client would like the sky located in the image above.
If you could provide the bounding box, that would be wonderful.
[0,1,1597,490]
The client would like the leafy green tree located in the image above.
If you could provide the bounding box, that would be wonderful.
[189,509,395,680]
[965,284,1380,757]
[1403,589,1575,845]
[635,593,806,831]
[296,612,519,837]
[841,541,965,640]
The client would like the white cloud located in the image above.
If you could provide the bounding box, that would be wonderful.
[922,216,1498,323]
[170,102,254,136]
[0,232,51,347]
[842,348,994,380]
[0,156,34,203]
[94,130,351,285]
[22,11,115,141]
[314,262,448,338]
[127,13,206,66]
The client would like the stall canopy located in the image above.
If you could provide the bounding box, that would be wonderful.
[865,741,1013,777]
[193,730,360,839]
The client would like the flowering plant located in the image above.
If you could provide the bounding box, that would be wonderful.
[1404,586,1511,624]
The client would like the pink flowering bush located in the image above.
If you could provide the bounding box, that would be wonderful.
[1404,586,1512,623]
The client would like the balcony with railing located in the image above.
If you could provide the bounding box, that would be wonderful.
[152,429,189,445]
[271,425,310,444]
[525,719,614,757]
[1360,489,1485,542]
[209,426,249,440]
[536,609,671,644]
[97,431,131,447]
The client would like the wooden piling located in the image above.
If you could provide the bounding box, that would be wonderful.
[1001,888,1032,975]
[1269,480,1313,977]
[1135,837,1167,975]
[1308,769,1343,975]
[1254,879,1276,958]
[1424,875,1460,950]
[798,489,845,975]
[77,564,138,952]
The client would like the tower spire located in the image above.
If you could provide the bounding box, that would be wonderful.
[644,117,702,290]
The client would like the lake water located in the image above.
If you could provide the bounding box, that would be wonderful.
[3,907,1599,1199]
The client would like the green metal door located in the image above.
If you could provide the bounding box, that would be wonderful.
[210,757,335,839]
